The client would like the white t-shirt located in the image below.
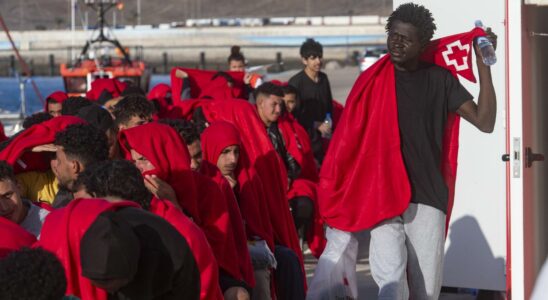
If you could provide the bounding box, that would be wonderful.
[19,199,49,239]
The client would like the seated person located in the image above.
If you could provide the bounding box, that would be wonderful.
[119,123,252,300]
[73,159,225,300]
[112,95,154,130]
[202,121,306,300]
[0,161,49,238]
[45,91,68,117]
[80,207,200,299]
[38,197,199,300]
[158,119,203,172]
[50,124,109,208]
[160,118,255,299]
[255,83,313,241]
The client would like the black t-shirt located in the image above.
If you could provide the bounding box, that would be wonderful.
[288,70,333,162]
[395,62,472,213]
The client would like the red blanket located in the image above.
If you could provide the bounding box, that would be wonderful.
[147,83,172,119]
[170,68,245,102]
[201,120,275,250]
[0,217,36,258]
[149,197,224,300]
[319,28,486,232]
[0,116,86,173]
[119,122,243,281]
[200,162,256,287]
[36,198,140,300]
[279,115,319,182]
[85,78,127,101]
[278,115,326,257]
[200,100,302,264]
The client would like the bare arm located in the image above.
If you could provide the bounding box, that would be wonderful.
[457,28,498,133]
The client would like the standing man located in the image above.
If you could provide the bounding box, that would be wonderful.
[308,3,497,300]
[289,38,333,163]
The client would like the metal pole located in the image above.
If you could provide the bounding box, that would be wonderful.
[49,54,55,76]
[199,52,206,70]
[162,52,168,74]
[71,0,75,61]
[9,55,15,77]
[137,0,141,25]
[19,79,26,118]
[276,52,284,72]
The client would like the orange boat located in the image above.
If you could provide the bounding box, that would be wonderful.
[60,0,150,96]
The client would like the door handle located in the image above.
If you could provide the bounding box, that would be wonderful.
[525,147,545,168]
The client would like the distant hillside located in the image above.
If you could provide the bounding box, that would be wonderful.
[0,0,392,31]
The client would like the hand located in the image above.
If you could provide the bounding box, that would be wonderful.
[317,122,332,136]
[224,175,238,188]
[484,27,498,50]
[175,69,188,79]
[31,144,57,152]
[474,28,498,61]
[243,73,253,85]
[144,174,180,208]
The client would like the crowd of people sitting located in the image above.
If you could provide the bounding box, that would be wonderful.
[0,39,339,300]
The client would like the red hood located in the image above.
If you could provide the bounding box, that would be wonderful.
[44,90,68,112]
[118,122,199,220]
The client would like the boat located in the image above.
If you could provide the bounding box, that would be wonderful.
[60,0,151,96]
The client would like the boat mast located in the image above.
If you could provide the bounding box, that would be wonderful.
[77,0,132,66]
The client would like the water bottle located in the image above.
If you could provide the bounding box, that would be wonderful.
[322,113,333,139]
[474,20,497,66]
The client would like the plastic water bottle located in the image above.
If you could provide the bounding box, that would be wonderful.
[322,113,333,139]
[474,20,497,66]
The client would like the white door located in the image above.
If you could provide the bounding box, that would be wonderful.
[508,2,548,299]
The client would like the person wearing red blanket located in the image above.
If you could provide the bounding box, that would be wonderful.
[37,198,137,300]
[0,116,90,205]
[112,95,155,130]
[146,83,184,120]
[278,84,327,258]
[160,119,255,294]
[308,4,498,300]
[72,159,224,300]
[45,91,68,117]
[202,121,306,300]
[119,122,252,300]
[199,99,303,261]
[38,197,200,300]
[254,82,326,258]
